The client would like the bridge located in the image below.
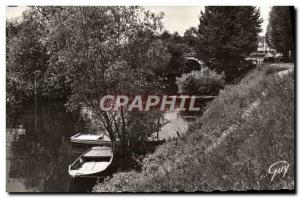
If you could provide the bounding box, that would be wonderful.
[182,52,204,71]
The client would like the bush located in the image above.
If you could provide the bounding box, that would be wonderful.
[176,67,225,95]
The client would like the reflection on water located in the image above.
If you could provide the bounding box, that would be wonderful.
[6,103,192,192]
[159,111,191,139]
[6,103,91,192]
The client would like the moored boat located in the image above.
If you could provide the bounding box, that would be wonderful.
[70,133,111,146]
[68,146,113,178]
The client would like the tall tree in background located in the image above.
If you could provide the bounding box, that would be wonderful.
[159,30,196,93]
[183,27,198,47]
[197,6,262,81]
[266,6,294,61]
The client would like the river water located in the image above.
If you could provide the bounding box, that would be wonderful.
[6,103,193,192]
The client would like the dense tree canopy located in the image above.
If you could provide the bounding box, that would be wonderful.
[196,6,262,81]
[159,30,200,93]
[7,6,171,157]
[266,6,294,61]
[7,14,51,103]
[183,27,198,47]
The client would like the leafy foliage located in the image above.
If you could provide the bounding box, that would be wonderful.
[7,6,171,157]
[176,67,225,95]
[7,14,49,103]
[158,31,201,93]
[44,6,171,156]
[196,6,262,81]
[266,7,294,61]
[183,27,198,47]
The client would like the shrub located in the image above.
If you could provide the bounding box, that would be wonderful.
[176,67,225,95]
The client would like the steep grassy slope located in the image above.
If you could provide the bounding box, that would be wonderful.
[93,63,294,192]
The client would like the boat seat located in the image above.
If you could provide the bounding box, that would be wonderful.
[77,161,110,173]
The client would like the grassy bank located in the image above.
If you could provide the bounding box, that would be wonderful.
[93,63,294,192]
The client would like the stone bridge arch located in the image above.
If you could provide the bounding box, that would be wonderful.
[183,56,204,73]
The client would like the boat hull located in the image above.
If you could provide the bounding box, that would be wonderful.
[68,146,114,178]
[68,165,113,178]
[71,139,112,146]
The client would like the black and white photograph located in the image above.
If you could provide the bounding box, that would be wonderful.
[5,3,295,193]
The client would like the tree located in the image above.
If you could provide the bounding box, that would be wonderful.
[7,6,170,159]
[197,6,262,81]
[6,10,51,104]
[183,27,198,47]
[36,6,170,158]
[6,8,71,104]
[266,6,294,61]
[159,31,195,93]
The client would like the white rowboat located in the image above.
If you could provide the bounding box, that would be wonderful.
[68,146,113,178]
[70,133,111,145]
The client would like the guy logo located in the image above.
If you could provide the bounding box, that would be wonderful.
[268,161,289,182]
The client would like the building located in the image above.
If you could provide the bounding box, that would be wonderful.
[257,36,276,53]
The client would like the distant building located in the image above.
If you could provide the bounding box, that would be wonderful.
[257,36,276,53]
[246,36,283,64]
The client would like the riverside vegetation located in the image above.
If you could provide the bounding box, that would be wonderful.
[6,6,263,160]
[93,63,294,192]
[6,6,294,192]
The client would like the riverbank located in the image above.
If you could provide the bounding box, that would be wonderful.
[93,63,294,192]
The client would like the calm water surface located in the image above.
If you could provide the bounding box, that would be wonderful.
[6,103,192,192]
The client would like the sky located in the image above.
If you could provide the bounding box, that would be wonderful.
[6,6,270,35]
